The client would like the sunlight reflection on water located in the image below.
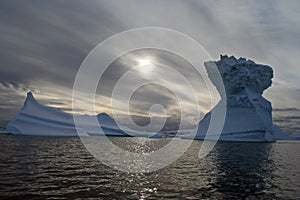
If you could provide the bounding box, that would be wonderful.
[0,135,299,199]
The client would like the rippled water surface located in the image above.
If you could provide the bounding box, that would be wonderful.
[0,135,299,199]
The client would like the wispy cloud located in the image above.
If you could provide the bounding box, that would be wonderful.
[0,0,299,133]
[273,108,300,112]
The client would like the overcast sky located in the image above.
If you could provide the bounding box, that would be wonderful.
[0,0,299,132]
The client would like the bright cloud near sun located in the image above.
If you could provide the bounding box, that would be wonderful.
[137,59,154,74]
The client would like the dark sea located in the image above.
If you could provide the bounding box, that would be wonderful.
[0,135,299,199]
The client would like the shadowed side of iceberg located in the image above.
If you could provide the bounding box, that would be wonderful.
[6,92,129,137]
[6,92,84,136]
[182,55,299,142]
[182,106,275,142]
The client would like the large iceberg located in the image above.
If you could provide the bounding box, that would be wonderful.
[6,92,130,136]
[5,56,299,141]
[183,55,298,142]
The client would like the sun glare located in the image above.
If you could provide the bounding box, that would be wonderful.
[137,59,153,73]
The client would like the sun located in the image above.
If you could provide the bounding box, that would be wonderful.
[137,59,153,73]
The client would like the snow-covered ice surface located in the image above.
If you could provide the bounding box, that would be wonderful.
[6,92,130,136]
[182,55,300,142]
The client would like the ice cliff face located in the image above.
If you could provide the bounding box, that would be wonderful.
[205,55,273,107]
[188,55,286,142]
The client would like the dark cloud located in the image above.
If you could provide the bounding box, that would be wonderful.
[0,0,125,87]
[273,115,300,134]
[273,108,300,112]
[0,0,125,122]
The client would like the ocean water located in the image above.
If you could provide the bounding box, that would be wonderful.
[0,135,299,199]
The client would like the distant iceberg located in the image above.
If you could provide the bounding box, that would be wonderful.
[6,92,130,137]
[182,55,300,142]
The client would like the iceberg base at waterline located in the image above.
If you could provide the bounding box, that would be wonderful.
[181,105,300,142]
[181,126,300,142]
